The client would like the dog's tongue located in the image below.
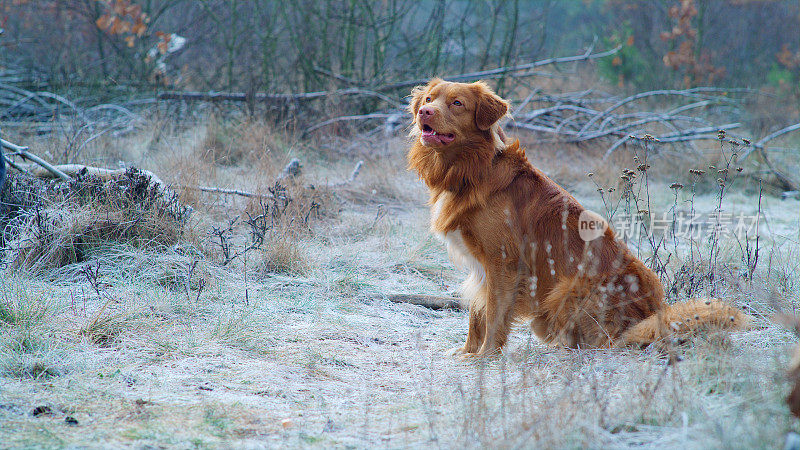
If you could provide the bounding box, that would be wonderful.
[422,129,455,145]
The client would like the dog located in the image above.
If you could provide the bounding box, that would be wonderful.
[407,78,752,356]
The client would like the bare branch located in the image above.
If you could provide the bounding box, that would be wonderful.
[375,43,621,91]
[578,88,747,135]
[1,139,72,181]
[738,122,800,161]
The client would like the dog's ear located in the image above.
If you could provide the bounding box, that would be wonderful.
[408,78,444,116]
[473,82,509,130]
[408,86,425,117]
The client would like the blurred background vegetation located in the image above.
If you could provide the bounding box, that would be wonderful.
[2,0,799,97]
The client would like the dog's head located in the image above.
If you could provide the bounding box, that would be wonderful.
[408,78,509,149]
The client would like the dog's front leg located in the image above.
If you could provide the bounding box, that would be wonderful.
[475,288,515,355]
[447,292,486,356]
[464,301,486,353]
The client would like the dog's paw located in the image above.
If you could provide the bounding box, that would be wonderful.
[445,345,467,357]
[458,351,482,360]
[459,347,502,360]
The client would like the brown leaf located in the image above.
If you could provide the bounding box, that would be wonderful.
[96,14,112,31]
[132,20,146,36]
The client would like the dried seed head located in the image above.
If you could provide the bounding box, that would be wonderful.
[587,172,594,177]
[736,167,743,172]
[718,168,728,174]
[670,182,684,189]
[637,164,650,171]
[717,130,726,140]
[742,138,751,145]
[709,165,716,170]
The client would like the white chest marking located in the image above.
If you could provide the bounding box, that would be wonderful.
[430,194,485,298]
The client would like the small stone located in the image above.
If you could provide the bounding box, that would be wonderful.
[32,406,52,417]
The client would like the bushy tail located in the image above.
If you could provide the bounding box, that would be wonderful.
[619,298,754,347]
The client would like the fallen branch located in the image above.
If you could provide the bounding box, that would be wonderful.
[749,147,798,191]
[386,294,464,311]
[602,123,742,160]
[157,87,402,107]
[578,87,750,135]
[348,160,363,183]
[178,185,267,198]
[738,122,800,162]
[1,138,71,181]
[375,40,621,91]
[2,153,31,176]
[156,43,621,110]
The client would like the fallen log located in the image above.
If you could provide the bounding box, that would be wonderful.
[157,87,401,107]
[386,294,464,311]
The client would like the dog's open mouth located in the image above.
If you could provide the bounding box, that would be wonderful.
[421,124,455,145]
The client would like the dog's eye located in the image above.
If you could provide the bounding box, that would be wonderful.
[425,97,432,103]
[453,100,462,106]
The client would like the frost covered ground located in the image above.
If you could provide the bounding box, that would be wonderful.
[1,121,798,448]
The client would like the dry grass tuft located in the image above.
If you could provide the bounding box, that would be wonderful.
[198,115,290,168]
[2,169,191,274]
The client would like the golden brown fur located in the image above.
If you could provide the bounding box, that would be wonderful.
[407,79,752,356]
